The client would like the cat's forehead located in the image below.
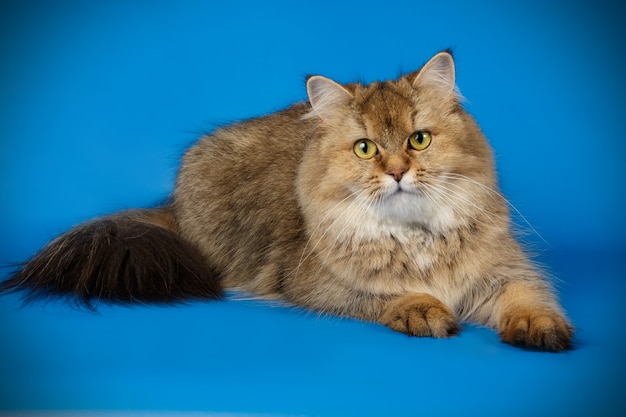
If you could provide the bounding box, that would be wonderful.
[354,80,413,109]
[352,80,416,141]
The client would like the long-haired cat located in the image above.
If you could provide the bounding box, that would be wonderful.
[1,51,573,351]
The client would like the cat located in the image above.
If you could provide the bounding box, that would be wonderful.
[0,51,573,351]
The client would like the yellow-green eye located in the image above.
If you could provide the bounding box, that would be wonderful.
[408,131,432,151]
[353,139,378,159]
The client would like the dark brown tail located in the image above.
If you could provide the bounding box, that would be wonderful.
[0,207,223,307]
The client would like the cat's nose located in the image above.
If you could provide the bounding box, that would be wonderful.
[386,168,407,182]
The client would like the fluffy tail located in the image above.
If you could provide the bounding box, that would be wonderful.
[0,207,223,307]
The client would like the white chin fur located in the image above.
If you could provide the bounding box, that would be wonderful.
[375,186,458,233]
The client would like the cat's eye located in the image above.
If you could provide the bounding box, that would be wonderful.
[408,131,432,151]
[353,139,378,159]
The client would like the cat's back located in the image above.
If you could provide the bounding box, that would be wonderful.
[173,103,312,290]
[181,102,311,173]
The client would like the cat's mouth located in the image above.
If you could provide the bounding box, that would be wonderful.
[383,183,422,201]
[390,182,419,195]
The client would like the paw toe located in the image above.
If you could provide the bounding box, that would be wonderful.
[381,294,460,338]
[500,309,573,352]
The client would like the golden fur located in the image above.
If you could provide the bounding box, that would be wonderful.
[175,51,572,350]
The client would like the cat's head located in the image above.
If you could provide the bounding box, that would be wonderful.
[298,51,504,235]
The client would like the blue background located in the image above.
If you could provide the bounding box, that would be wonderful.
[1,0,624,416]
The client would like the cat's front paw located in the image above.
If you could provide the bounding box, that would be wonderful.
[380,293,460,338]
[499,307,573,352]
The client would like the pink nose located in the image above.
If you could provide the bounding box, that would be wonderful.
[386,168,407,182]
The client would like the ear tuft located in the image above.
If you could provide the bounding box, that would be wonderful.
[412,51,457,96]
[306,75,353,120]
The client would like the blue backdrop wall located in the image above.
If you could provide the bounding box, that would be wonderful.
[1,0,624,255]
[1,1,625,416]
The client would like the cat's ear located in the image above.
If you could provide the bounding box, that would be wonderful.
[411,51,458,97]
[306,76,353,120]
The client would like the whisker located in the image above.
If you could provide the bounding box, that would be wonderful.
[434,181,499,221]
[439,173,549,245]
[318,191,377,266]
[421,182,491,228]
[290,189,369,279]
[296,190,364,265]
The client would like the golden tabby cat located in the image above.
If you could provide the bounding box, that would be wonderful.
[1,51,573,351]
